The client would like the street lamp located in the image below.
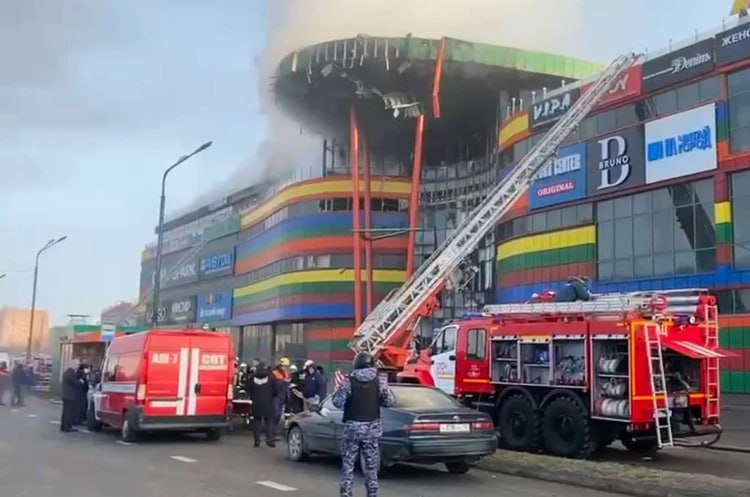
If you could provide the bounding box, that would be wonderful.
[27,235,67,360]
[151,141,213,325]
[0,273,5,280]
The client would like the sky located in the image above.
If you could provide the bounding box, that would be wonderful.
[0,0,736,325]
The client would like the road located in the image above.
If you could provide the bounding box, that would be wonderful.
[0,397,627,497]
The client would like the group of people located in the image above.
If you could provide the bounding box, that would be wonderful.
[0,361,34,407]
[239,357,328,447]
[59,359,92,432]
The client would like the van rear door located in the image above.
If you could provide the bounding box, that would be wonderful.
[143,334,188,417]
[187,334,231,417]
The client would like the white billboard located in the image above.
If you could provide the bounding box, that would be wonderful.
[644,103,717,184]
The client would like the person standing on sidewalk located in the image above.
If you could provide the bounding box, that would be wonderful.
[60,359,80,432]
[11,362,25,406]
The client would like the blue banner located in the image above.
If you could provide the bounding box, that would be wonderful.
[197,290,233,322]
[529,143,587,209]
[199,250,234,278]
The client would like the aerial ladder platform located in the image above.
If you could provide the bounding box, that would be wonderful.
[350,52,641,363]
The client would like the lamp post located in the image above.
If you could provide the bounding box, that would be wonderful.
[27,236,67,361]
[151,141,213,325]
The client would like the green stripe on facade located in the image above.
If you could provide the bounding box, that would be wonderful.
[237,224,357,258]
[497,244,595,272]
[721,371,750,393]
[720,326,750,348]
[716,222,733,245]
[234,281,402,306]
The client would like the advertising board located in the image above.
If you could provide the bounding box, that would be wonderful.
[170,297,197,324]
[199,250,234,278]
[583,65,643,109]
[641,38,715,93]
[529,88,580,130]
[203,214,240,241]
[715,23,750,68]
[153,249,199,289]
[644,103,717,185]
[585,125,646,196]
[197,290,233,323]
[529,143,587,209]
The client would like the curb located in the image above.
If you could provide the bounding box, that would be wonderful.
[476,452,750,497]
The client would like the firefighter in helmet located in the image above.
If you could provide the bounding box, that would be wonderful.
[556,275,592,302]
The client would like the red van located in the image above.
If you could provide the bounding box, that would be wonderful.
[87,329,234,442]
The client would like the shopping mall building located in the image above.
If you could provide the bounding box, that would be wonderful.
[138,20,750,393]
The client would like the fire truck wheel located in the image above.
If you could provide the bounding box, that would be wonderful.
[496,394,540,452]
[541,396,593,458]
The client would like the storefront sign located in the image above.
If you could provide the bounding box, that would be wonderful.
[645,103,717,184]
[203,215,240,241]
[199,250,234,278]
[529,143,587,209]
[584,65,643,109]
[586,126,645,195]
[642,38,715,93]
[715,23,750,67]
[170,297,197,324]
[529,88,580,129]
[197,291,233,322]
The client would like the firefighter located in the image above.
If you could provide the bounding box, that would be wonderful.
[331,352,395,497]
[287,364,304,414]
[302,360,326,409]
[556,276,592,302]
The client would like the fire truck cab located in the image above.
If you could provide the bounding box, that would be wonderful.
[400,289,732,458]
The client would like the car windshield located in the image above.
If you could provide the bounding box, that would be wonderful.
[392,387,459,410]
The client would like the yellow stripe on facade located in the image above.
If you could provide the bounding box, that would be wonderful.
[241,177,411,229]
[497,225,596,261]
[715,201,732,224]
[234,269,406,298]
[498,112,529,150]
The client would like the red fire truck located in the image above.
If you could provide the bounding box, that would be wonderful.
[342,53,734,458]
[397,289,731,457]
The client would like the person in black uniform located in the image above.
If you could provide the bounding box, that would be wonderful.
[60,359,80,432]
[556,276,592,302]
[331,353,395,497]
[76,363,90,425]
[247,361,277,447]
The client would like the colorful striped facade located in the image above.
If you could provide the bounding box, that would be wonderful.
[232,176,411,368]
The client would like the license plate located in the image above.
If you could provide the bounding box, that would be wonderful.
[439,423,470,433]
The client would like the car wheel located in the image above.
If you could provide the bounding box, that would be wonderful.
[287,426,309,462]
[445,461,471,474]
[497,394,540,452]
[86,403,103,432]
[541,396,593,458]
[205,428,222,441]
[121,413,138,443]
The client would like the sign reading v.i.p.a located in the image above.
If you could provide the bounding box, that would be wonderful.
[529,88,580,130]
[715,23,750,67]
[641,38,715,93]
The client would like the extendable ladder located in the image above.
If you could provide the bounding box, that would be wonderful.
[482,289,709,318]
[350,52,641,357]
[644,323,674,448]
[703,303,720,420]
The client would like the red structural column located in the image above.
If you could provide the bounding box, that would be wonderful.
[406,114,425,276]
[363,137,374,314]
[431,37,447,119]
[350,105,363,327]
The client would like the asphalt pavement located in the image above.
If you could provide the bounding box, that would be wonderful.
[0,397,628,497]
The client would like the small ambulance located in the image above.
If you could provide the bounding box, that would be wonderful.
[87,329,234,442]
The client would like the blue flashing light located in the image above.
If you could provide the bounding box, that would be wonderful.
[461,312,484,319]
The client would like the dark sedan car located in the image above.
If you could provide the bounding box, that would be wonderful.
[285,384,497,474]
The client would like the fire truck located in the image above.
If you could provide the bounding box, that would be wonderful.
[345,52,732,457]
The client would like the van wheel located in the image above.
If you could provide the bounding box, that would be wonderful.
[497,394,540,452]
[205,428,222,441]
[541,396,594,458]
[121,413,138,443]
[86,403,103,432]
[445,461,471,474]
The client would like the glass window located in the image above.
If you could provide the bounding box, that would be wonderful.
[392,386,460,410]
[653,90,678,116]
[633,215,652,256]
[437,326,457,353]
[597,199,614,221]
[676,82,700,109]
[732,127,750,155]
[699,76,722,102]
[614,218,633,258]
[467,329,487,360]
[728,68,750,97]
[596,110,617,135]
